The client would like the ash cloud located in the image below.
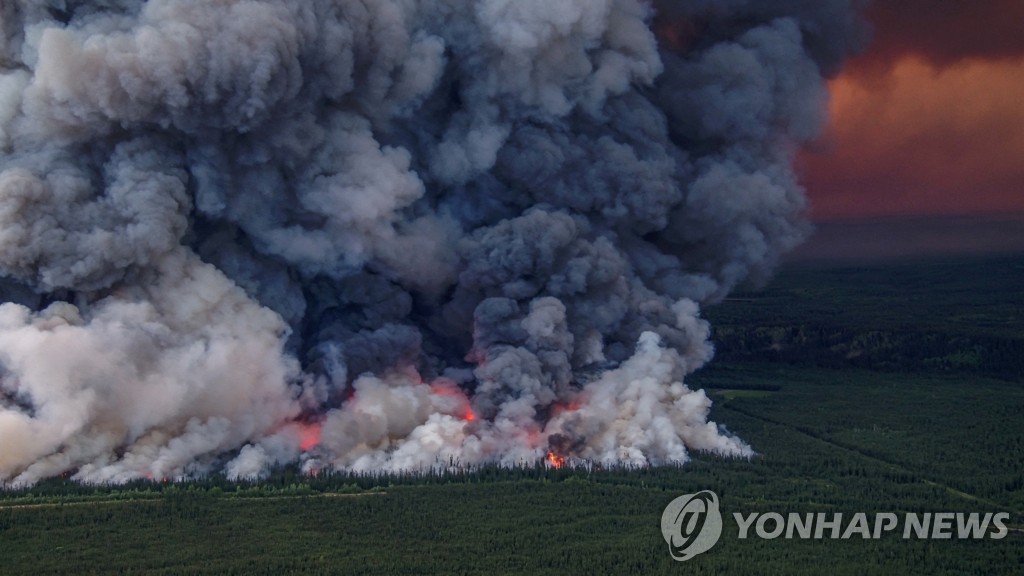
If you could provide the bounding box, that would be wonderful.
[0,0,863,484]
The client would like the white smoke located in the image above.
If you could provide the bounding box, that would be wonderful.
[0,249,304,484]
[0,0,864,483]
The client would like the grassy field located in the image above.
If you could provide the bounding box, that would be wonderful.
[2,255,1022,575]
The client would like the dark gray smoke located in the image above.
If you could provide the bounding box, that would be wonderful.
[0,0,864,483]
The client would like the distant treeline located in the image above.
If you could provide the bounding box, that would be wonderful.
[711,325,1024,378]
[704,256,1024,379]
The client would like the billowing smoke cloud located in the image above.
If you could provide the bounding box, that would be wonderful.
[0,0,863,484]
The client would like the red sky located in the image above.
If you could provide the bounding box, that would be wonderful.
[800,0,1024,220]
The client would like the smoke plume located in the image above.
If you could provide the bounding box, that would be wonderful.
[0,0,863,484]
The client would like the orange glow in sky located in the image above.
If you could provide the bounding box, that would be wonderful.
[802,2,1024,220]
[804,56,1024,219]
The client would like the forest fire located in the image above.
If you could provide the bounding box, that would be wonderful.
[430,381,476,423]
[0,0,858,484]
[298,422,322,452]
[547,452,566,469]
[550,399,583,417]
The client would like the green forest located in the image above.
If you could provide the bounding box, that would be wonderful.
[2,255,1023,575]
[705,256,1024,377]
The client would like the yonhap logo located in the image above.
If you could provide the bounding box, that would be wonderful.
[659,491,1011,562]
[661,490,723,561]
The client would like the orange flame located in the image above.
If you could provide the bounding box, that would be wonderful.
[547,452,566,469]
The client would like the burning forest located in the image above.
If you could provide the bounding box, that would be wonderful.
[0,0,864,485]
